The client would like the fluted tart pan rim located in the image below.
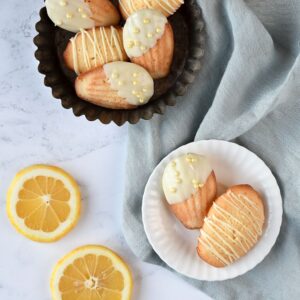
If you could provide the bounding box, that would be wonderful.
[34,0,206,126]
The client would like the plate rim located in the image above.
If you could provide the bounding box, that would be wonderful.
[142,139,283,281]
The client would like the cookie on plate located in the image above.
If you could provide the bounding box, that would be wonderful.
[45,0,120,33]
[119,0,184,19]
[123,9,174,79]
[75,61,154,109]
[64,26,128,74]
[162,153,217,229]
[197,185,265,268]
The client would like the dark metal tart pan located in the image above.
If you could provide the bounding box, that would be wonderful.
[34,0,205,126]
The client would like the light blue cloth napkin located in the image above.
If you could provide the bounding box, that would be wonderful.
[123,0,300,299]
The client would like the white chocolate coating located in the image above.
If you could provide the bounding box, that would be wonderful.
[162,153,213,205]
[103,62,154,105]
[123,9,167,57]
[45,0,95,33]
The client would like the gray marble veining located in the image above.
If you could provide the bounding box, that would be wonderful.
[0,1,210,299]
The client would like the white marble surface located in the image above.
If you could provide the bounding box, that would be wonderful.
[0,1,211,299]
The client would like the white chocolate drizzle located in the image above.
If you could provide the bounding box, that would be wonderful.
[199,190,264,266]
[162,154,213,205]
[70,27,124,75]
[119,0,184,17]
[103,61,154,105]
[203,218,240,259]
[222,192,262,234]
[206,216,249,253]
[45,0,95,33]
[213,203,257,242]
[123,9,167,58]
[198,232,231,265]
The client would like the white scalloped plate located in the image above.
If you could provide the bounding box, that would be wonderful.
[142,140,282,281]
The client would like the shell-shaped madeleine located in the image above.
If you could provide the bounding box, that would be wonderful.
[45,0,120,33]
[119,0,184,19]
[197,185,265,267]
[75,62,154,109]
[123,9,174,79]
[64,26,128,74]
[163,153,217,229]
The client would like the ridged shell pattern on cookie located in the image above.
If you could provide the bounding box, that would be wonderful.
[123,9,167,58]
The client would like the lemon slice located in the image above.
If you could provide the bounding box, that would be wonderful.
[7,165,81,242]
[50,245,133,300]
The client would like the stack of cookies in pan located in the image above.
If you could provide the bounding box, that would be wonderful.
[45,0,185,109]
[162,153,265,268]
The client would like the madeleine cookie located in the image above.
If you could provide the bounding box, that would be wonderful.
[64,26,128,74]
[162,154,217,229]
[123,9,174,79]
[75,61,154,109]
[119,0,184,19]
[45,0,120,33]
[197,185,265,268]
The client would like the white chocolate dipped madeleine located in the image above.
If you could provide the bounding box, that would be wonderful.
[162,153,217,229]
[45,0,120,33]
[119,0,184,19]
[123,9,174,79]
[64,26,128,74]
[197,185,265,268]
[75,61,154,109]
